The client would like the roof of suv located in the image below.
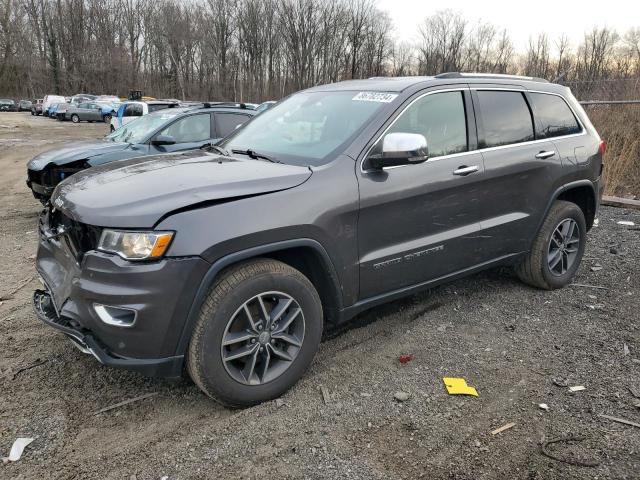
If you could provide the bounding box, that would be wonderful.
[308,72,565,94]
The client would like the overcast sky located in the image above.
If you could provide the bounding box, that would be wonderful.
[377,0,638,51]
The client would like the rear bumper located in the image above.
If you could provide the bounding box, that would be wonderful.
[33,289,185,377]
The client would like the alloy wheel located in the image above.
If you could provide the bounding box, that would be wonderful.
[221,291,305,386]
[547,218,580,276]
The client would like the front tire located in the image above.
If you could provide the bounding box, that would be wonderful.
[71,114,79,123]
[187,259,323,407]
[517,200,587,290]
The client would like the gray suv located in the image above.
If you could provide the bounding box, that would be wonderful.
[33,73,604,407]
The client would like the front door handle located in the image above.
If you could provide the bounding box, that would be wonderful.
[453,165,479,176]
[535,150,556,159]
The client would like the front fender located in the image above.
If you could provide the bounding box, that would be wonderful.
[174,238,341,355]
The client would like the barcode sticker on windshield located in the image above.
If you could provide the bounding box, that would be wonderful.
[352,92,398,103]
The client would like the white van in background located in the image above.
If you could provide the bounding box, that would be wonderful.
[110,100,180,131]
[42,95,66,116]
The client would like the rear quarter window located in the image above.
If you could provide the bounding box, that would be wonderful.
[476,91,534,148]
[529,93,581,138]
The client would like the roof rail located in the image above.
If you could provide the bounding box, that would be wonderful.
[435,72,549,83]
[202,102,253,109]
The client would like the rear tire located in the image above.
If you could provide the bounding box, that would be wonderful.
[516,200,586,290]
[71,114,79,123]
[187,259,323,407]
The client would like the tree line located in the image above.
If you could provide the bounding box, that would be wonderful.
[1,0,639,101]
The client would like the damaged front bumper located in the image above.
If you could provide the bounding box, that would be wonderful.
[33,289,184,377]
[33,207,210,378]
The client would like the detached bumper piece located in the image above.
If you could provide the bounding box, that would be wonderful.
[33,289,184,378]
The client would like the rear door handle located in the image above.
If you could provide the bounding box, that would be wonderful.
[453,165,479,176]
[535,150,556,159]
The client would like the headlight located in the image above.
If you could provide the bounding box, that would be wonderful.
[98,230,174,260]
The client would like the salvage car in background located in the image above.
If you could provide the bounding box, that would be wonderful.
[0,99,17,111]
[27,103,256,202]
[99,102,122,123]
[65,102,107,123]
[18,100,33,111]
[110,100,180,131]
[31,99,43,115]
[42,95,66,116]
[47,102,61,118]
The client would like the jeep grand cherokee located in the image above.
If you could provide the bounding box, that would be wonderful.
[33,73,604,407]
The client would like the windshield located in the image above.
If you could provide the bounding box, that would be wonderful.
[105,110,182,144]
[219,91,394,166]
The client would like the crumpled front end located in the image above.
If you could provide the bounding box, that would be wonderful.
[33,206,210,377]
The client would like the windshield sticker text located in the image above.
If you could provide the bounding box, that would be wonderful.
[352,92,398,103]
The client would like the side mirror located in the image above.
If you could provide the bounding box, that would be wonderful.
[151,134,176,146]
[368,132,428,170]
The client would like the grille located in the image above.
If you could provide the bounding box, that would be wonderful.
[48,208,102,261]
[29,161,89,188]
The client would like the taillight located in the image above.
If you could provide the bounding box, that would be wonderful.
[598,140,606,156]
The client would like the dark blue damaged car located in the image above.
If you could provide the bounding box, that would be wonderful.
[26,103,255,202]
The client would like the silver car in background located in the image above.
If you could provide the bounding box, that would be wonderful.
[65,102,105,123]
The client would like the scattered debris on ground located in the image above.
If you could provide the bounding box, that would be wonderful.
[2,438,34,463]
[490,422,516,435]
[398,354,413,364]
[541,436,601,467]
[393,391,410,402]
[443,377,478,396]
[598,414,640,429]
[92,393,159,416]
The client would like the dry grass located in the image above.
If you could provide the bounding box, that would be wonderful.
[587,105,640,198]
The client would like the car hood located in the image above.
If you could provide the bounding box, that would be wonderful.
[27,140,129,170]
[52,151,313,228]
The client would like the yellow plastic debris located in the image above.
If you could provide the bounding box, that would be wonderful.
[443,377,478,397]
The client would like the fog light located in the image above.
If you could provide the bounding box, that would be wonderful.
[93,304,137,327]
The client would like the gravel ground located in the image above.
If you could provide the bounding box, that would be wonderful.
[1,112,639,479]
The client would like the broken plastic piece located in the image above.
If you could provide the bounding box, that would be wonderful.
[539,403,550,411]
[617,220,635,226]
[443,377,478,396]
[399,354,413,364]
[490,422,515,435]
[569,385,586,392]
[2,437,34,462]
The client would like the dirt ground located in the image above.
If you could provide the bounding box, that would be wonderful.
[1,112,639,480]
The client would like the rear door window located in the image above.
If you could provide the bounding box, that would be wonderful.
[215,113,251,137]
[529,93,581,138]
[160,114,211,143]
[476,91,534,148]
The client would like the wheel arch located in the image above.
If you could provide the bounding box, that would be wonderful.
[555,182,597,231]
[175,239,343,356]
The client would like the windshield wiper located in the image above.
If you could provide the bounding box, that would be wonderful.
[202,143,230,156]
[232,148,282,163]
